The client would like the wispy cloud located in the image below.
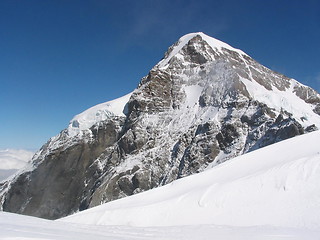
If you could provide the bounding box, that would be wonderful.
[109,0,230,50]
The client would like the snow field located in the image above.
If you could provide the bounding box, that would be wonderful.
[1,211,320,240]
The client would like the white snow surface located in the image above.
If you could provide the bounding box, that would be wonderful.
[0,149,33,181]
[62,131,320,229]
[2,212,320,240]
[183,84,203,107]
[67,92,132,136]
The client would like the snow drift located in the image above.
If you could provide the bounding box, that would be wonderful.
[2,211,320,240]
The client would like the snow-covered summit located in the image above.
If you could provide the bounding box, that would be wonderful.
[157,32,247,68]
[154,32,320,129]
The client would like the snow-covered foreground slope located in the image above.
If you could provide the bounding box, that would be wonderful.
[1,211,320,240]
[62,131,320,229]
[0,149,33,181]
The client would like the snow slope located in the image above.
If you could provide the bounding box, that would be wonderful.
[0,149,33,181]
[1,211,320,240]
[67,92,132,136]
[62,131,320,229]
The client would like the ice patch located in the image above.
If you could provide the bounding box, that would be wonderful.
[183,84,203,107]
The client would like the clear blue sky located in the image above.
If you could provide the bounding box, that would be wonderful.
[1,0,319,150]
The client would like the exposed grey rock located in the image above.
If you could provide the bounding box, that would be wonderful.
[1,118,124,219]
[314,103,320,115]
[305,124,318,132]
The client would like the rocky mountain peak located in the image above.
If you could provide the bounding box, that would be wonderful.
[1,33,320,220]
[158,32,247,69]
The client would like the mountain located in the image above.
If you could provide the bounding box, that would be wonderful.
[1,132,320,239]
[0,149,33,182]
[1,32,320,219]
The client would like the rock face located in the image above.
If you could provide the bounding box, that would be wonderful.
[1,32,320,219]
